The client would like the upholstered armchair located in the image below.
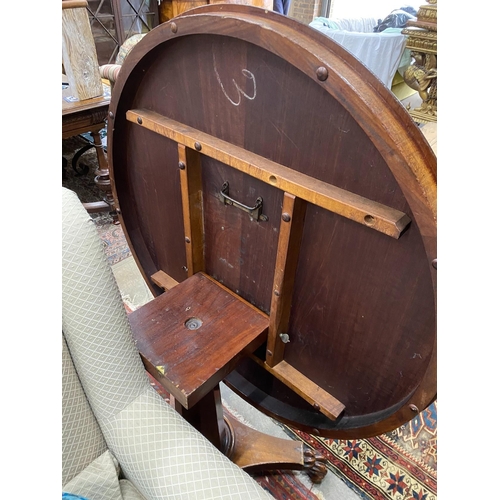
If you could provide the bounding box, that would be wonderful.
[62,187,272,499]
[99,34,146,91]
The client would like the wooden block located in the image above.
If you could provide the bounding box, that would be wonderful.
[62,0,88,9]
[128,272,269,408]
[62,3,103,101]
[151,270,179,291]
[209,0,274,10]
[172,0,207,17]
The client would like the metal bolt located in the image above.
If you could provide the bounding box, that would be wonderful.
[316,66,328,81]
[109,111,114,119]
[279,333,290,343]
[185,237,191,243]
[137,117,143,125]
[194,142,202,151]
[282,213,291,222]
[409,404,419,413]
[184,317,202,330]
[432,259,437,270]
[178,161,186,170]
[170,22,178,33]
[313,403,320,410]
[274,290,280,296]
[182,266,188,272]
[266,350,273,356]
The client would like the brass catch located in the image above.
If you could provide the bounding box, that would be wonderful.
[218,181,268,222]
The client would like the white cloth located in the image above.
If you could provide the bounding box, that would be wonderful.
[309,18,407,88]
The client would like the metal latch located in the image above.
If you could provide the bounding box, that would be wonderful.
[217,181,268,222]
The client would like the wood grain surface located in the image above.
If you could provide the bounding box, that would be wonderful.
[128,272,268,408]
[62,3,102,101]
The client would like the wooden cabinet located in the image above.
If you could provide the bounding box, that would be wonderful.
[86,0,159,64]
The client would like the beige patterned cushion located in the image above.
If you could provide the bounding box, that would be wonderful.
[101,387,274,499]
[62,335,107,486]
[63,450,122,500]
[120,480,147,500]
[62,188,272,499]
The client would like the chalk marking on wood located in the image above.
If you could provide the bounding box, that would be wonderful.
[213,51,256,106]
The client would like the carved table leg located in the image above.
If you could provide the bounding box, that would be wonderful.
[223,411,328,483]
[169,386,328,483]
[303,447,328,484]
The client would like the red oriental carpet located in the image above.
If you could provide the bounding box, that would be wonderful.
[279,403,437,500]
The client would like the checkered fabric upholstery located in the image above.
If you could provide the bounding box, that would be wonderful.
[62,188,272,499]
[62,335,108,486]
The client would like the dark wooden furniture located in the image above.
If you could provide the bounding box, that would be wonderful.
[62,76,115,216]
[107,4,437,476]
[86,0,160,65]
[158,0,272,22]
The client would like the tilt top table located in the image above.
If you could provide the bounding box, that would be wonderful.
[106,4,437,476]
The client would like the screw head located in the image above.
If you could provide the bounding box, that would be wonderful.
[432,259,437,270]
[194,142,202,151]
[185,237,191,243]
[170,22,178,33]
[137,117,143,125]
[178,161,186,170]
[279,333,290,343]
[282,213,291,222]
[266,350,273,356]
[184,317,202,330]
[274,290,280,296]
[109,111,114,119]
[409,404,419,413]
[316,66,329,81]
[313,403,320,410]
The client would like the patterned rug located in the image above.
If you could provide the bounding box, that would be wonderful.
[279,403,437,500]
[63,136,437,500]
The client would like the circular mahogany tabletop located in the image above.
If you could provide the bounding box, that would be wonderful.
[108,5,436,438]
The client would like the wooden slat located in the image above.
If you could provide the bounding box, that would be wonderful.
[127,109,411,239]
[250,355,345,421]
[266,193,307,367]
[151,270,179,291]
[178,144,205,276]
